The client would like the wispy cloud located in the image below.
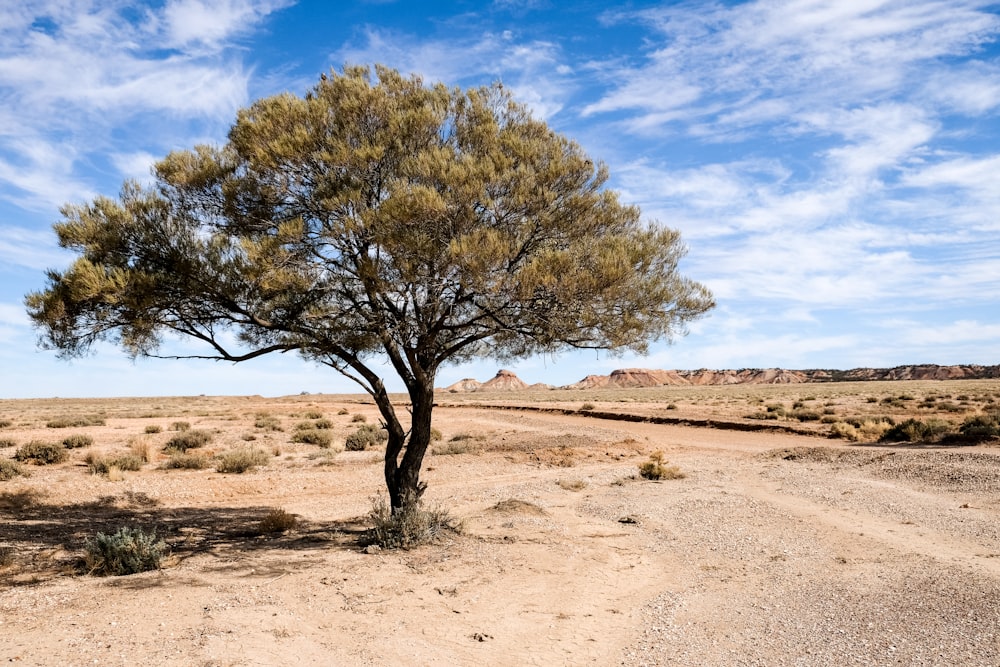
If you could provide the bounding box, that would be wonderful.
[0,0,287,211]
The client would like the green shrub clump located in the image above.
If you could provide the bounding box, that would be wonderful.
[14,440,69,465]
[164,429,213,452]
[345,424,388,451]
[84,527,166,576]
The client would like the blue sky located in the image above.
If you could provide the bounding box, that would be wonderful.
[1,0,999,398]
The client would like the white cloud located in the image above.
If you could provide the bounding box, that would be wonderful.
[0,226,70,271]
[332,28,575,120]
[162,0,294,50]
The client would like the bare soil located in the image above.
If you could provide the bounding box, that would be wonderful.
[1,386,999,665]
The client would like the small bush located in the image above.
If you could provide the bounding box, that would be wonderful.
[580,402,595,411]
[162,453,208,470]
[0,437,16,448]
[345,424,387,451]
[86,452,144,475]
[144,425,162,434]
[313,418,334,430]
[84,527,166,576]
[665,403,678,410]
[215,447,269,473]
[170,421,191,432]
[365,497,462,550]
[557,479,587,491]
[337,408,349,415]
[303,410,323,420]
[62,434,94,449]
[880,418,951,443]
[351,413,367,423]
[0,418,12,428]
[0,460,27,480]
[46,416,105,428]
[164,429,213,452]
[828,421,859,441]
[291,428,333,448]
[433,441,474,455]
[14,440,68,465]
[638,451,685,480]
[959,414,1000,439]
[258,508,298,534]
[430,427,443,441]
[253,413,283,431]
[790,409,822,422]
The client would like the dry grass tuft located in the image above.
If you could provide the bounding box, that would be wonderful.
[639,451,685,480]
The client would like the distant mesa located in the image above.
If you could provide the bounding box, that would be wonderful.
[441,364,1000,392]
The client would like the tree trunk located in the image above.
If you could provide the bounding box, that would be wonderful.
[376,376,435,511]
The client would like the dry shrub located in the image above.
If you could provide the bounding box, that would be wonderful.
[162,453,208,470]
[144,425,162,434]
[215,447,269,473]
[0,460,27,481]
[128,438,152,463]
[292,428,333,447]
[365,497,462,550]
[62,434,94,449]
[490,499,546,515]
[0,418,11,428]
[433,441,476,455]
[86,452,144,475]
[84,527,166,576]
[345,424,387,451]
[828,421,859,441]
[557,479,587,491]
[170,421,191,432]
[0,437,17,448]
[165,429,213,452]
[303,410,323,420]
[639,451,685,480]
[46,415,105,428]
[350,413,367,423]
[580,402,595,411]
[14,440,68,465]
[258,508,298,534]
[337,408,349,415]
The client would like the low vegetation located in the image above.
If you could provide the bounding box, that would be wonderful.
[164,429,213,452]
[365,496,462,550]
[62,434,94,449]
[14,440,68,465]
[639,451,685,480]
[83,526,166,576]
[215,447,270,473]
[345,424,388,451]
[257,508,298,534]
[0,459,27,480]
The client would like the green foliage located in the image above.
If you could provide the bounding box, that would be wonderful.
[84,527,166,576]
[164,429,213,452]
[215,447,269,473]
[345,424,388,451]
[14,440,68,464]
[0,460,27,480]
[365,496,462,550]
[62,433,94,449]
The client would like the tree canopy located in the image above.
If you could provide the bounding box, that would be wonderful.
[26,65,714,509]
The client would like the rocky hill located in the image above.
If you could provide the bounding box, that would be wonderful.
[442,364,1000,391]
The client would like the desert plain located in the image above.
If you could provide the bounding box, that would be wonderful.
[1,379,999,666]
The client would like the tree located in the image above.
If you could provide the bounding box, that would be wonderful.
[26,65,714,511]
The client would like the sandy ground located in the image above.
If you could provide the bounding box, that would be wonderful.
[1,396,999,666]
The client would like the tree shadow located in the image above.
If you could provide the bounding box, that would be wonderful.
[0,489,370,587]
